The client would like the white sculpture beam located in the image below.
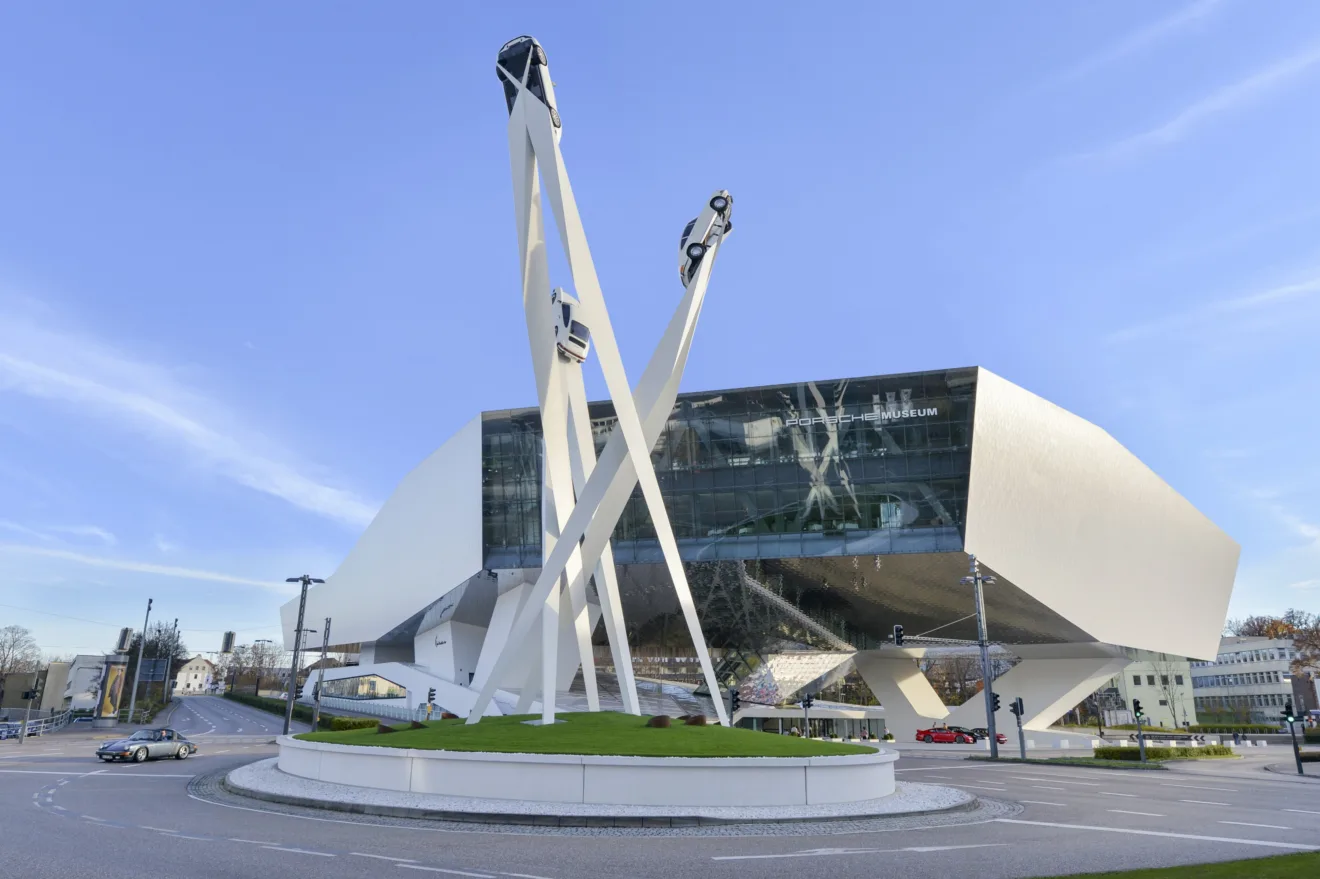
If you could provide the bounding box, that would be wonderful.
[475,36,732,725]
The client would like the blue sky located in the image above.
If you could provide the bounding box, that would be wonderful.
[1,2,1317,657]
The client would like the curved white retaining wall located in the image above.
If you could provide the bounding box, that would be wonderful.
[276,736,898,806]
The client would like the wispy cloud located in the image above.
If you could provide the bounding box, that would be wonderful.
[154,534,180,554]
[0,519,55,542]
[0,543,287,590]
[1048,0,1226,86]
[49,525,117,546]
[1106,272,1320,343]
[1080,40,1320,161]
[0,306,377,528]
[1289,579,1320,590]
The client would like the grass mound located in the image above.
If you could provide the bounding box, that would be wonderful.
[294,712,874,758]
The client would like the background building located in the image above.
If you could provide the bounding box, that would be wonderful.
[282,366,1239,740]
[173,656,215,695]
[1093,658,1197,729]
[1192,636,1302,723]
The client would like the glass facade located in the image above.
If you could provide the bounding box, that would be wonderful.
[319,674,407,701]
[482,368,977,568]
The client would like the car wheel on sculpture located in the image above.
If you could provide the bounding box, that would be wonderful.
[709,194,730,213]
[685,242,706,260]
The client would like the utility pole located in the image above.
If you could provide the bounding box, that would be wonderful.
[126,598,153,724]
[310,617,332,732]
[801,693,814,738]
[1284,701,1303,775]
[155,618,178,707]
[252,639,273,695]
[961,555,999,759]
[283,575,324,736]
[1134,699,1147,762]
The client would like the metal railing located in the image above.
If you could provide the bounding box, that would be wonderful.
[313,695,426,722]
[3,710,73,738]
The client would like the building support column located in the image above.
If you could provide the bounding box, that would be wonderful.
[943,655,1131,732]
[853,651,949,741]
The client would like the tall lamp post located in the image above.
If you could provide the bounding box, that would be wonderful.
[126,598,152,723]
[310,617,333,732]
[961,555,999,759]
[283,575,324,736]
[252,639,273,695]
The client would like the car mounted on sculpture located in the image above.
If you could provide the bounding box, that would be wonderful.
[915,725,977,744]
[678,191,733,286]
[496,35,561,129]
[95,728,197,763]
[551,288,591,363]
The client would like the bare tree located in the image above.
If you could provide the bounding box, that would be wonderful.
[0,625,42,676]
[922,653,981,706]
[1151,658,1189,727]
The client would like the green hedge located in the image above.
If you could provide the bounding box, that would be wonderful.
[1305,729,1320,744]
[1098,723,1278,734]
[223,692,382,731]
[1301,752,1320,763]
[1094,745,1233,760]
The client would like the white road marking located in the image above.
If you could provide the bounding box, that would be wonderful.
[1108,810,1165,817]
[994,819,1319,851]
[230,839,280,845]
[1008,776,1100,786]
[1161,783,1236,792]
[82,816,108,822]
[1020,801,1065,806]
[713,843,1009,861]
[397,866,494,877]
[922,775,954,779]
[262,846,335,857]
[1220,821,1292,830]
[141,826,179,833]
[352,853,419,863]
[958,784,1009,791]
[1032,786,1067,791]
[1180,799,1230,806]
[1099,792,1138,798]
[1284,809,1320,815]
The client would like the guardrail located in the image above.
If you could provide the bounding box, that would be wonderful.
[3,710,73,738]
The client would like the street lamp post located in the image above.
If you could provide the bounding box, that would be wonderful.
[252,639,273,696]
[283,575,324,736]
[310,617,332,732]
[126,598,152,724]
[961,555,999,759]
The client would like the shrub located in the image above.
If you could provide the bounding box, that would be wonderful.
[1300,752,1320,763]
[645,715,671,728]
[683,714,707,726]
[1304,729,1320,744]
[1094,745,1233,760]
[328,716,379,731]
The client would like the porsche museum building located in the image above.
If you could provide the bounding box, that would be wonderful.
[282,366,1239,740]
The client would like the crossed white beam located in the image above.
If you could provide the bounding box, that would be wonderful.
[469,42,730,725]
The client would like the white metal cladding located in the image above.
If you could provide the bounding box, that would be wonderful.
[964,368,1239,660]
[279,416,484,648]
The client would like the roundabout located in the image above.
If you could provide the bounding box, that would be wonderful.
[252,712,932,821]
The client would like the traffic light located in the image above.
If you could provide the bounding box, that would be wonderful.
[802,694,815,710]
[893,624,904,647]
[991,692,1001,713]
[1132,699,1144,720]
[1009,696,1024,717]
[114,627,133,653]
[1283,700,1295,724]
[729,689,741,714]
[427,687,436,705]
[221,631,236,654]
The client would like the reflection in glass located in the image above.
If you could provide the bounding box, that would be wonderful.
[320,675,408,701]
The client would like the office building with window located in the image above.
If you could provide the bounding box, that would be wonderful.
[173,656,215,695]
[1092,659,1197,729]
[1191,636,1302,723]
[281,366,1239,740]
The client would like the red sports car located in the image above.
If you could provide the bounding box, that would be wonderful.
[915,726,976,744]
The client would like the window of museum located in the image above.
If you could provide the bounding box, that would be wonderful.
[1146,675,1155,686]
[1161,675,1169,686]
[1133,675,1142,686]
[1175,675,1184,685]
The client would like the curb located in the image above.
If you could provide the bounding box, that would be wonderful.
[220,773,979,828]
[1263,762,1320,780]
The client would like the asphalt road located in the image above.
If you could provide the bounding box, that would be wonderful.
[169,694,309,737]
[3,717,1318,879]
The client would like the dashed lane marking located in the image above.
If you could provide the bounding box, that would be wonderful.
[141,826,179,833]
[1180,800,1230,806]
[1008,776,1100,786]
[397,867,495,877]
[1108,810,1165,817]
[352,853,419,863]
[994,819,1319,852]
[1219,821,1292,830]
[1283,809,1320,815]
[498,873,557,879]
[1099,792,1138,798]
[1032,786,1067,791]
[713,843,1010,861]
[1161,783,1236,792]
[230,839,280,845]
[262,846,335,857]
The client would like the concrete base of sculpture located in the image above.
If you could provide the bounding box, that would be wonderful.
[275,735,898,807]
